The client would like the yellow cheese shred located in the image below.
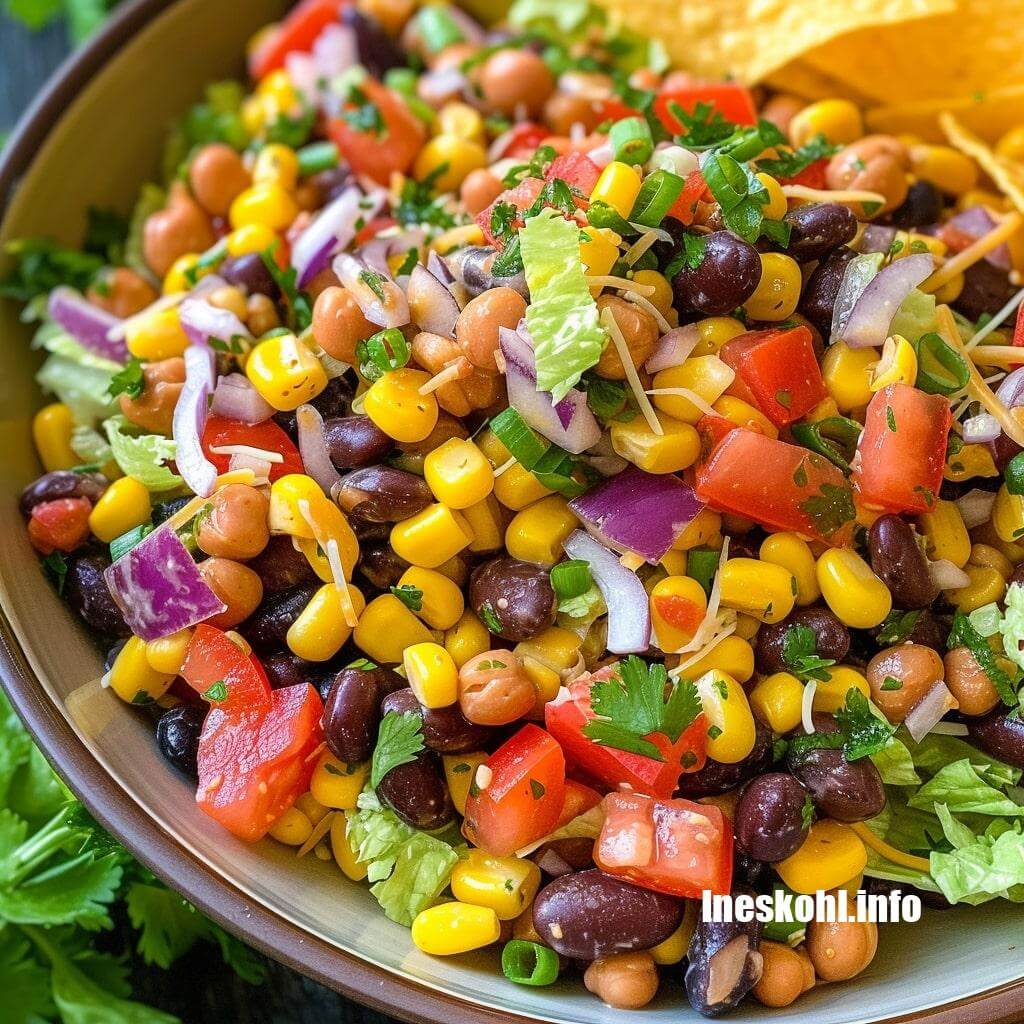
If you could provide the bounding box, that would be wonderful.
[850,822,933,874]
[601,305,663,436]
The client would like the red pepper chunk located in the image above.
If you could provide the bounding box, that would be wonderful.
[248,0,346,80]
[853,384,951,515]
[594,791,733,899]
[202,415,304,482]
[720,326,826,427]
[653,84,757,133]
[696,429,855,546]
[1013,304,1024,348]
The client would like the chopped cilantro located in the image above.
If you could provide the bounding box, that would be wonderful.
[479,602,503,635]
[948,611,1020,707]
[886,405,897,432]
[670,101,737,151]
[756,134,839,179]
[390,585,424,612]
[781,623,836,682]
[789,688,895,762]
[359,269,388,302]
[259,242,312,332]
[202,681,228,702]
[396,248,420,276]
[881,676,903,691]
[395,164,457,229]
[529,779,546,800]
[106,358,145,400]
[370,711,425,789]
[877,609,921,645]
[0,238,104,302]
[339,85,385,136]
[41,551,68,594]
[799,482,856,538]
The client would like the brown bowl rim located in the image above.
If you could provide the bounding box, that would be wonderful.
[0,3,1023,1021]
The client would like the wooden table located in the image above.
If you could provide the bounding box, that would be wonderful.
[0,16,398,1024]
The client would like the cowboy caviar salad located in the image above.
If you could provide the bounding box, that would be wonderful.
[8,0,1024,1015]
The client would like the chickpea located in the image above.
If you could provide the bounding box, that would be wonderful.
[753,942,815,1008]
[761,94,806,136]
[479,50,555,118]
[805,919,878,983]
[208,285,248,322]
[397,411,469,457]
[143,183,216,278]
[188,143,251,217]
[543,93,604,137]
[411,332,505,416]
[512,904,546,944]
[429,42,480,74]
[459,169,504,217]
[199,557,264,629]
[455,287,528,373]
[195,484,271,561]
[594,295,659,379]
[87,268,158,318]
[866,643,945,723]
[944,645,1000,716]
[246,293,281,337]
[584,951,659,1010]
[312,286,375,363]
[458,650,535,726]
[119,357,185,435]
[825,135,910,215]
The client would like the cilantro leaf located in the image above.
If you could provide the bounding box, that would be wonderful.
[0,930,54,1024]
[878,609,921,646]
[394,164,457,230]
[106,358,145,400]
[700,151,771,244]
[789,688,895,762]
[583,374,635,424]
[670,101,737,150]
[799,482,856,538]
[259,243,311,332]
[125,883,210,969]
[371,711,426,789]
[949,611,1020,707]
[338,85,385,136]
[389,585,423,612]
[781,623,836,682]
[756,134,839,179]
[0,239,103,303]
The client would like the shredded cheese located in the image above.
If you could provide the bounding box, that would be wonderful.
[850,822,932,874]
[297,499,359,627]
[781,184,887,206]
[670,619,738,675]
[969,346,1024,370]
[801,679,818,735]
[922,212,1024,294]
[296,810,337,858]
[585,275,656,296]
[492,456,517,478]
[419,362,465,395]
[623,290,673,334]
[601,305,663,436]
[646,386,717,418]
[668,539,731,666]
[209,444,285,463]
[623,230,660,268]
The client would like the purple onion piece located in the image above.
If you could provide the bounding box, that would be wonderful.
[945,205,1011,269]
[210,373,275,424]
[47,287,127,363]
[854,224,897,254]
[835,252,933,349]
[333,252,410,329]
[172,346,218,498]
[296,404,342,496]
[407,263,461,337]
[179,297,250,350]
[646,324,700,373]
[962,412,1001,444]
[293,187,385,289]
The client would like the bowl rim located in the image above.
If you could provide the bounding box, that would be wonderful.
[1,3,1023,1022]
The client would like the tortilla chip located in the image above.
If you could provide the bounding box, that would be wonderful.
[866,86,1024,144]
[765,60,871,104]
[940,112,1024,215]
[592,0,952,84]
[803,0,1024,105]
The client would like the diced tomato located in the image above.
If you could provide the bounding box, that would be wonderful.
[853,383,951,515]
[327,78,426,184]
[354,216,398,246]
[696,429,856,546]
[653,594,706,635]
[1013,304,1024,348]
[494,122,550,160]
[592,98,641,125]
[697,413,739,453]
[668,169,710,225]
[181,624,272,717]
[476,177,544,248]
[720,326,827,427]
[28,497,91,555]
[778,158,828,190]
[248,0,345,80]
[594,791,733,899]
[202,415,304,482]
[654,84,757,134]
[462,724,566,857]
[546,152,600,197]
[545,671,707,799]
[556,779,603,828]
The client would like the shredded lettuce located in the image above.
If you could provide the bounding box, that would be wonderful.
[345,790,462,926]
[33,323,119,426]
[102,416,182,492]
[70,425,112,466]
[507,0,592,33]
[999,583,1024,673]
[870,736,920,786]
[907,759,1024,818]
[521,208,607,402]
[930,807,1024,905]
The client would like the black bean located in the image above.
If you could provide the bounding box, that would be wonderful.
[104,639,127,672]
[220,252,280,299]
[64,549,131,637]
[671,231,762,316]
[675,719,774,797]
[891,180,943,229]
[19,471,108,516]
[308,167,352,207]
[532,870,683,960]
[868,515,938,609]
[334,466,433,523]
[156,704,205,779]
[783,203,858,261]
[967,711,1024,768]
[357,544,409,592]
[381,688,491,753]
[274,376,354,441]
[324,415,393,469]
[955,260,1016,322]
[734,773,810,862]
[341,5,404,78]
[247,535,319,592]
[377,750,454,830]
[789,747,886,822]
[241,583,317,652]
[799,246,855,337]
[323,664,405,763]
[755,607,850,675]
[469,556,556,642]
[262,651,322,690]
[903,609,952,653]
[685,900,762,1017]
[151,496,192,527]
[350,517,391,544]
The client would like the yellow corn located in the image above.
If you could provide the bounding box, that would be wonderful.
[390,503,472,568]
[295,792,330,826]
[431,223,485,254]
[869,334,917,391]
[309,753,368,810]
[660,550,688,576]
[677,635,755,683]
[788,99,863,147]
[744,253,801,322]
[353,594,434,663]
[969,542,1014,581]
[229,182,299,231]
[749,672,805,734]
[476,428,510,466]
[610,413,701,472]
[33,402,82,473]
[909,144,978,196]
[451,850,542,920]
[414,134,488,192]
[287,583,366,661]
[718,558,796,624]
[821,342,878,413]
[403,642,458,708]
[579,226,622,283]
[87,477,151,544]
[424,438,494,509]
[673,508,722,551]
[145,628,193,676]
[125,307,190,360]
[946,565,1006,613]
[651,357,735,424]
[759,533,819,606]
[104,636,175,705]
[695,670,756,764]
[162,253,207,295]
[776,821,867,894]
[436,101,485,143]
[631,269,674,316]
[993,484,1024,545]
[411,902,501,956]
[460,494,506,553]
[755,172,788,220]
[444,611,491,669]
[973,521,1024,566]
[269,806,313,846]
[691,316,747,356]
[364,368,439,443]
[516,626,582,715]
[945,441,998,482]
[493,463,552,510]
[331,812,368,881]
[919,499,971,568]
[443,752,489,814]
[398,566,464,630]
[505,496,578,566]
[246,332,328,411]
[816,549,892,628]
[711,395,779,439]
[812,664,870,713]
[734,612,761,641]
[651,904,699,965]
[650,575,708,652]
[590,161,643,219]
[226,223,278,257]
[253,143,300,190]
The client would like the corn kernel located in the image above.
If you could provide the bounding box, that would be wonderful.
[759,533,819,605]
[817,548,891,628]
[812,665,870,713]
[909,144,978,196]
[695,670,756,764]
[650,575,708,652]
[125,307,190,360]
[331,812,368,880]
[287,583,366,661]
[411,902,501,956]
[253,143,300,190]
[88,476,151,544]
[946,564,1006,613]
[445,611,491,669]
[631,269,673,316]
[424,437,494,509]
[431,223,485,254]
[788,100,863,147]
[993,484,1024,545]
[269,806,313,846]
[821,342,878,412]
[309,753,368,810]
[675,635,754,684]
[945,441,998,482]
[295,792,329,826]
[398,566,465,630]
[163,252,207,295]
[443,752,488,814]
[391,503,472,568]
[493,463,552,511]
[32,403,79,472]
[404,642,458,708]
[776,821,867,893]
[969,542,1013,581]
[460,494,506,553]
[104,636,175,705]
[414,134,487,192]
[590,161,643,219]
[229,182,299,231]
[673,508,722,550]
[354,594,434,663]
[451,850,542,920]
[246,333,327,411]
[146,629,193,676]
[869,334,917,391]
[226,223,278,257]
[579,226,621,282]
[718,557,796,624]
[610,413,701,473]
[651,356,736,424]
[750,672,805,733]
[744,253,801,321]
[651,904,699,965]
[436,101,485,143]
[711,395,778,439]
[919,498,971,568]
[505,496,578,566]
[364,368,439,443]
[692,317,747,356]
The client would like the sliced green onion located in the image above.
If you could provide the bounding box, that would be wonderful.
[686,547,720,598]
[110,523,153,563]
[628,168,685,227]
[1006,452,1024,495]
[489,408,549,469]
[913,331,970,396]
[550,559,592,602]
[610,116,654,166]
[761,884,807,944]
[501,940,559,987]
[357,328,409,381]
[384,67,417,96]
[790,416,862,475]
[416,5,464,54]
[297,141,339,176]
[531,445,587,498]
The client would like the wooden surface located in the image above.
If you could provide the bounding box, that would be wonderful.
[0,17,397,1024]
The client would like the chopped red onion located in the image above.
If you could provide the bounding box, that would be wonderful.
[48,286,126,363]
[956,488,997,529]
[417,68,467,106]
[179,297,250,350]
[928,558,971,590]
[586,139,615,169]
[962,412,1002,444]
[904,681,958,743]
[228,451,274,482]
[853,224,897,254]
[407,264,462,337]
[296,404,342,496]
[172,346,218,498]
[293,187,386,289]
[563,530,651,653]
[358,227,427,279]
[534,847,574,877]
[645,324,700,373]
[996,366,1024,410]
[333,252,410,328]
[104,526,226,641]
[211,373,275,424]
[942,206,1011,270]
[427,250,455,286]
[569,464,704,563]
[834,252,933,349]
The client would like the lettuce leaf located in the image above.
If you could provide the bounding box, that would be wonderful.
[870,736,920,786]
[930,807,1024,905]
[521,208,607,402]
[102,416,182,492]
[33,323,119,426]
[999,582,1024,673]
[906,732,1022,789]
[907,759,1024,818]
[861,792,942,892]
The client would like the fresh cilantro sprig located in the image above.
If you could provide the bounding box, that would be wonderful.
[878,609,921,646]
[948,611,1021,707]
[259,242,312,332]
[106,358,145,400]
[781,623,835,682]
[789,688,895,762]
[670,102,738,151]
[756,133,839,179]
[338,85,385,136]
[0,238,104,302]
[502,144,557,188]
[371,711,426,789]
[491,176,580,277]
[395,164,457,230]
[582,656,702,761]
[390,585,423,612]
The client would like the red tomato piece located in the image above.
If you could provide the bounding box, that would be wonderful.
[697,413,739,453]
[248,0,345,80]
[476,177,544,248]
[327,78,426,184]
[181,624,272,717]
[545,671,707,799]
[546,152,600,197]
[592,98,641,125]
[1013,304,1024,348]
[462,724,566,857]
[354,216,398,247]
[595,791,733,899]
[853,383,951,515]
[28,497,91,555]
[668,170,710,225]
[555,779,603,828]
[720,326,827,427]
[778,158,828,190]
[202,414,304,482]
[696,429,856,546]
[495,122,550,160]
[654,84,757,133]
